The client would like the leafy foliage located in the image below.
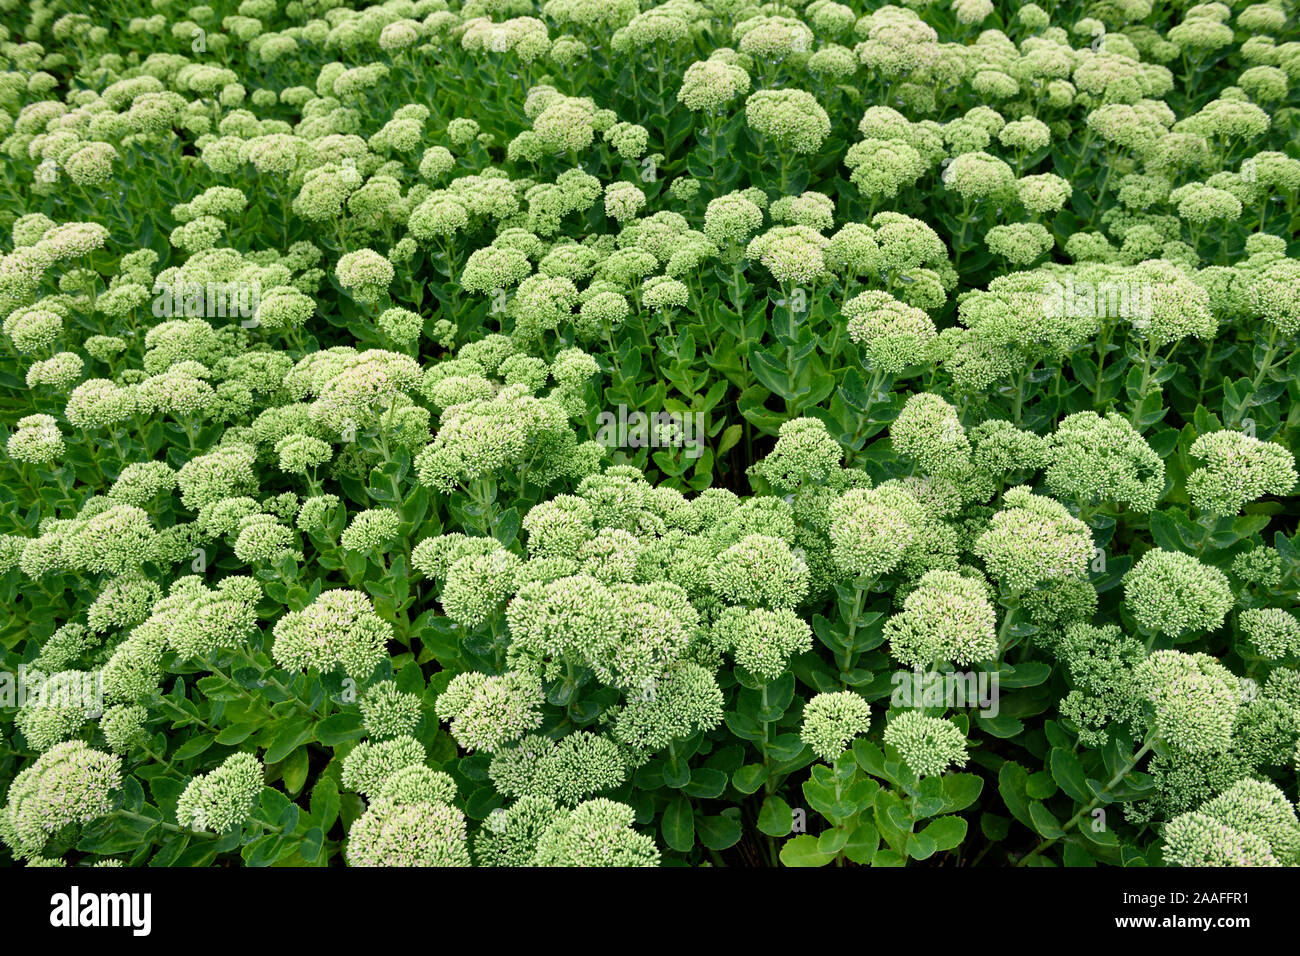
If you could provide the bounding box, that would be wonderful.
[1,0,1299,868]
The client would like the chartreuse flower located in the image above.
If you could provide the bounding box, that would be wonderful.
[2,0,1300,874]
[1164,778,1300,867]
[1,742,121,860]
[800,692,872,762]
[883,711,970,778]
[177,753,264,833]
[1123,550,1233,640]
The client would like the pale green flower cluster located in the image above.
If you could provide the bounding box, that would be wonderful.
[434,670,545,753]
[0,741,121,860]
[271,588,392,679]
[1240,607,1300,660]
[974,487,1094,593]
[489,730,628,805]
[883,711,970,779]
[177,752,264,833]
[1134,650,1240,754]
[800,691,872,762]
[1045,412,1165,513]
[745,89,832,155]
[360,681,423,739]
[1164,778,1300,867]
[1187,430,1297,516]
[844,291,936,374]
[341,737,427,798]
[1123,549,1233,639]
[1,0,1298,873]
[885,569,997,669]
[347,776,471,867]
[531,798,660,866]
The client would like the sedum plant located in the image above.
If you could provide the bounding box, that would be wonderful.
[0,0,1298,872]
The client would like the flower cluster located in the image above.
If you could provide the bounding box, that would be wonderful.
[0,0,1296,874]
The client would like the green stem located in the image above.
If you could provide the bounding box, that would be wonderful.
[840,585,868,685]
[1249,324,1280,392]
[110,809,220,841]
[1017,733,1158,866]
[1092,321,1113,407]
[760,681,775,794]
[230,648,314,717]
[1128,336,1159,428]
[996,600,1020,657]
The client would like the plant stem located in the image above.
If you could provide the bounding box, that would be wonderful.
[1016,733,1158,866]
[110,809,219,841]
[840,585,867,685]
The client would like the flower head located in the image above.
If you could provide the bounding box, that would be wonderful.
[271,589,392,679]
[1124,549,1232,639]
[1,741,121,860]
[532,798,660,866]
[1134,650,1239,753]
[745,89,831,154]
[883,711,969,778]
[800,691,872,762]
[885,569,996,669]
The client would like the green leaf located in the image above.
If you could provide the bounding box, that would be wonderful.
[818,827,850,854]
[940,773,984,813]
[998,761,1034,830]
[905,831,937,861]
[661,795,695,852]
[314,711,364,746]
[1028,800,1065,839]
[981,813,1011,842]
[851,739,892,782]
[697,813,743,851]
[78,809,161,854]
[299,826,324,863]
[282,745,310,796]
[920,815,967,852]
[171,735,215,761]
[242,833,284,867]
[148,837,190,867]
[265,715,314,764]
[779,834,836,867]
[148,777,185,822]
[259,786,292,823]
[749,348,795,400]
[123,775,145,813]
[215,723,259,746]
[465,787,502,820]
[682,767,727,799]
[1049,748,1092,804]
[975,711,1024,738]
[493,507,520,547]
[310,776,340,832]
[662,753,692,789]
[842,822,879,864]
[195,675,243,702]
[1080,818,1120,847]
[732,764,767,795]
[757,795,793,837]
[717,423,743,455]
[997,662,1052,688]
[1026,772,1058,800]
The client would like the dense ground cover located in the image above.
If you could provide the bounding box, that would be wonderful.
[1,0,1299,868]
